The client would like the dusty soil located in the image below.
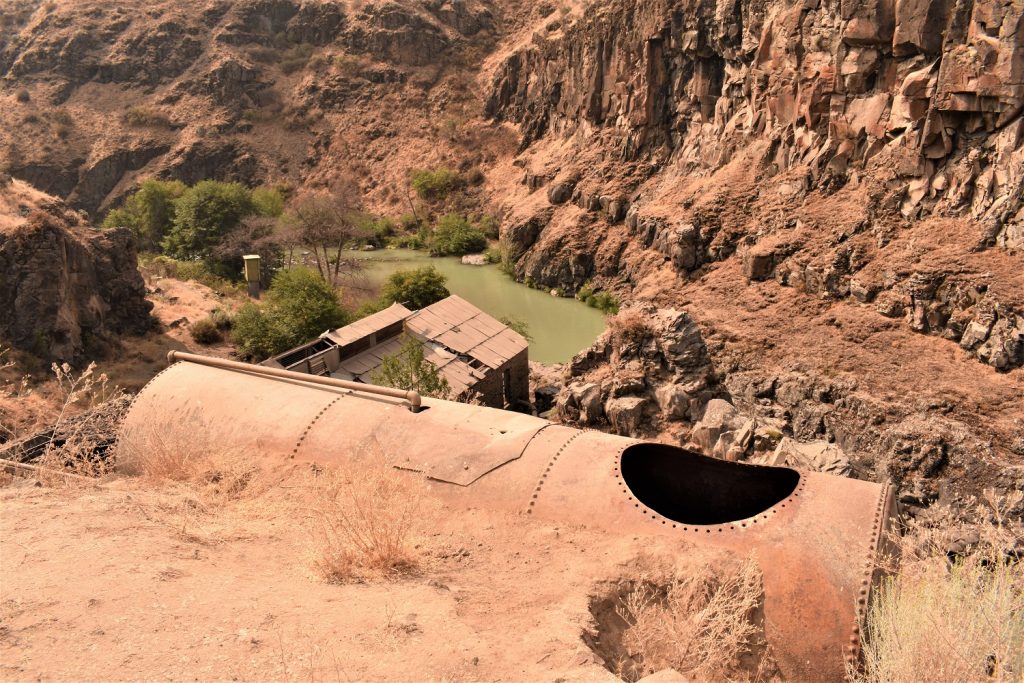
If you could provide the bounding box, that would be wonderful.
[101,276,242,393]
[0,469,720,683]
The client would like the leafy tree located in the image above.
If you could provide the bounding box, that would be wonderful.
[410,168,461,201]
[162,181,255,259]
[499,316,533,342]
[251,186,286,217]
[371,335,451,399]
[380,266,449,310]
[209,216,285,287]
[430,214,487,256]
[232,267,348,360]
[101,179,186,251]
[284,189,369,287]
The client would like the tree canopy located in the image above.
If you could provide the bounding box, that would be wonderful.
[379,266,450,310]
[162,181,256,259]
[371,334,451,399]
[232,267,348,360]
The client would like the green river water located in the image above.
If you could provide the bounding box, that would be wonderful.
[349,249,607,364]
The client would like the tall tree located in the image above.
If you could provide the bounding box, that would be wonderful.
[285,187,370,288]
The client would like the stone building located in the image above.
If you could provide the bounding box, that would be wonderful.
[264,295,530,409]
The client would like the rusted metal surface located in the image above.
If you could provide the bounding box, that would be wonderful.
[325,303,411,346]
[165,351,422,411]
[119,356,899,682]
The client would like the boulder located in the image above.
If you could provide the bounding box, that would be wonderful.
[655,383,691,419]
[742,245,775,281]
[605,396,648,436]
[691,399,749,458]
[763,437,851,475]
[557,382,604,425]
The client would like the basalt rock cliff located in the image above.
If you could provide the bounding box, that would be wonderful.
[0,174,153,362]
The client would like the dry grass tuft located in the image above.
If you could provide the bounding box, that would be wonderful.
[596,555,774,682]
[113,418,274,543]
[608,309,655,352]
[305,458,423,583]
[854,490,1024,683]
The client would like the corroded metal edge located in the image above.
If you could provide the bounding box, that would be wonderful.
[110,360,183,459]
[613,442,810,533]
[845,480,896,669]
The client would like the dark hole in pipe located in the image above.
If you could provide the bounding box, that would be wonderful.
[620,443,800,525]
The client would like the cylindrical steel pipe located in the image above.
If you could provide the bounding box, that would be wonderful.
[121,356,898,681]
[165,350,422,411]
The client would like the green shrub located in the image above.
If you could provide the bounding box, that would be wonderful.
[379,266,449,310]
[478,214,500,240]
[483,247,502,264]
[208,308,233,331]
[411,168,461,201]
[102,179,187,251]
[251,186,285,217]
[232,267,348,360]
[430,214,487,256]
[499,316,532,342]
[162,180,255,259]
[190,317,223,345]
[122,106,171,128]
[388,234,426,250]
[398,213,420,231]
[371,335,451,399]
[577,281,620,314]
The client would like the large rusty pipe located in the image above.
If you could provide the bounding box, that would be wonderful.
[165,350,422,412]
[123,357,898,681]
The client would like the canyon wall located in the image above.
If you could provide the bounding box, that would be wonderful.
[0,174,153,362]
[488,0,1023,231]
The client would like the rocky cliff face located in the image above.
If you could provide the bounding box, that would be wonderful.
[484,0,1022,515]
[487,0,1023,371]
[0,0,499,217]
[0,174,153,362]
[488,0,1023,228]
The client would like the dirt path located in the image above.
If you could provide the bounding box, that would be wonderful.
[0,473,693,682]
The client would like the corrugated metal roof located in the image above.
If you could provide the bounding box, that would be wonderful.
[318,294,528,397]
[408,295,528,370]
[325,303,412,346]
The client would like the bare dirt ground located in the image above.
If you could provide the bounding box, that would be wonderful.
[0,467,704,683]
[101,277,242,393]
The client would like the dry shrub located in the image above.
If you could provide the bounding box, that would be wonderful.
[606,556,773,681]
[28,362,126,484]
[306,458,422,583]
[608,309,655,351]
[116,420,273,543]
[116,417,261,494]
[854,490,1024,683]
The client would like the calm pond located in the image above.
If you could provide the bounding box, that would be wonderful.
[349,249,607,364]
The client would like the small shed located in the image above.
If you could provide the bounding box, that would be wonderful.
[264,296,529,408]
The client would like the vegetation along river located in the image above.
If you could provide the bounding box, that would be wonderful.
[351,249,607,364]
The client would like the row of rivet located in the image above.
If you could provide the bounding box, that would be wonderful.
[109,361,181,458]
[291,396,344,458]
[526,430,584,514]
[613,450,809,532]
[845,481,892,668]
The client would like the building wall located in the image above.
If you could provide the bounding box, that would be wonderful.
[504,349,530,405]
[456,349,529,409]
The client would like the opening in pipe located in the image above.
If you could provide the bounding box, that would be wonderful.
[620,443,800,525]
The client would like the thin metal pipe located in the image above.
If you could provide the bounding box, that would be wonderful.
[166,351,422,412]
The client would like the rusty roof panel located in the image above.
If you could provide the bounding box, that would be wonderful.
[327,303,411,346]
